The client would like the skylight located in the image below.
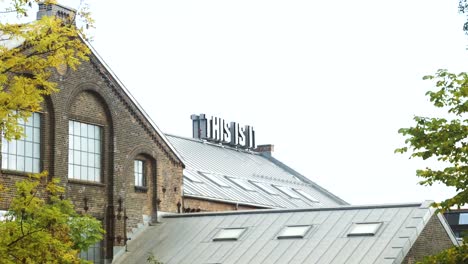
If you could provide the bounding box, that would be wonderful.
[228,177,256,191]
[348,222,382,236]
[250,181,278,195]
[184,170,203,183]
[213,228,246,241]
[277,225,311,239]
[294,189,319,202]
[274,185,301,199]
[199,172,230,187]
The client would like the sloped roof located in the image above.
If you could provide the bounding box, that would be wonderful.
[166,134,347,208]
[115,201,457,264]
[2,31,185,166]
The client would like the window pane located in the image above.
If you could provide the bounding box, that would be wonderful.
[33,128,40,143]
[25,157,32,172]
[74,122,80,136]
[459,213,468,225]
[33,159,40,173]
[213,228,246,241]
[25,142,32,157]
[348,222,382,236]
[17,141,24,156]
[17,156,24,171]
[2,155,8,169]
[81,123,87,138]
[277,225,311,239]
[74,150,80,164]
[25,126,32,141]
[33,143,40,158]
[8,155,16,170]
[9,141,16,155]
[88,125,94,139]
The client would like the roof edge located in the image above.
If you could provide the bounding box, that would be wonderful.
[183,194,277,210]
[264,154,349,205]
[436,213,460,246]
[83,39,186,166]
[163,202,424,218]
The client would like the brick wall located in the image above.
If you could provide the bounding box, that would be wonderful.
[0,54,184,262]
[183,197,260,212]
[403,214,455,263]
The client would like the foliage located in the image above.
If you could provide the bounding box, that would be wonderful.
[147,252,164,264]
[0,1,102,263]
[0,172,104,263]
[418,237,468,264]
[0,0,93,140]
[396,69,468,210]
[396,69,468,262]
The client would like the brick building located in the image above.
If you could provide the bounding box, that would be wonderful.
[0,3,184,263]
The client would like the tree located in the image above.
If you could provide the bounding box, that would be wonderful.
[0,0,92,140]
[396,69,468,263]
[0,1,103,263]
[396,69,468,211]
[0,172,104,263]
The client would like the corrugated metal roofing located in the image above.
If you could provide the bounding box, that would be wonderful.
[116,201,457,264]
[167,134,347,208]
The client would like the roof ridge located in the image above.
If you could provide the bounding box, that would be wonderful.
[163,202,427,218]
[166,133,260,155]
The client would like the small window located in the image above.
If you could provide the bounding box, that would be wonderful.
[348,222,382,236]
[274,185,301,199]
[294,189,319,203]
[134,160,145,187]
[200,172,230,187]
[250,181,278,195]
[277,225,311,239]
[184,170,203,183]
[213,228,246,241]
[228,177,256,191]
[459,213,468,225]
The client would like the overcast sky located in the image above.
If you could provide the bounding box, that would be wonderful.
[13,0,468,205]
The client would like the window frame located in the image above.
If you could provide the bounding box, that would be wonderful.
[134,159,147,189]
[1,112,42,174]
[68,120,102,183]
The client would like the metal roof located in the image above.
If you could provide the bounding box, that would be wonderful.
[166,134,347,208]
[115,201,457,264]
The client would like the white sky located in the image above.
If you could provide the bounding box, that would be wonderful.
[7,0,468,205]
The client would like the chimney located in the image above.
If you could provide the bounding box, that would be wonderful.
[255,144,274,157]
[37,2,76,22]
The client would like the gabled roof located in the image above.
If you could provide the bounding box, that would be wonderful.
[115,201,458,264]
[2,29,185,167]
[167,134,347,208]
[86,41,185,166]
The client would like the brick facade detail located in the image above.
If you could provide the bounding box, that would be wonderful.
[403,214,455,263]
[0,53,184,262]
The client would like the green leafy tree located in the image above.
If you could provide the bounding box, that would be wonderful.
[396,69,468,263]
[0,1,103,263]
[0,172,104,263]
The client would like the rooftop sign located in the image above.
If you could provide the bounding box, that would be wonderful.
[191,114,256,150]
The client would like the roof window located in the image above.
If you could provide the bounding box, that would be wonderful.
[199,172,230,187]
[294,189,319,202]
[250,181,278,195]
[274,185,301,199]
[228,178,256,191]
[348,222,382,236]
[277,225,311,239]
[213,228,246,241]
[184,170,204,183]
